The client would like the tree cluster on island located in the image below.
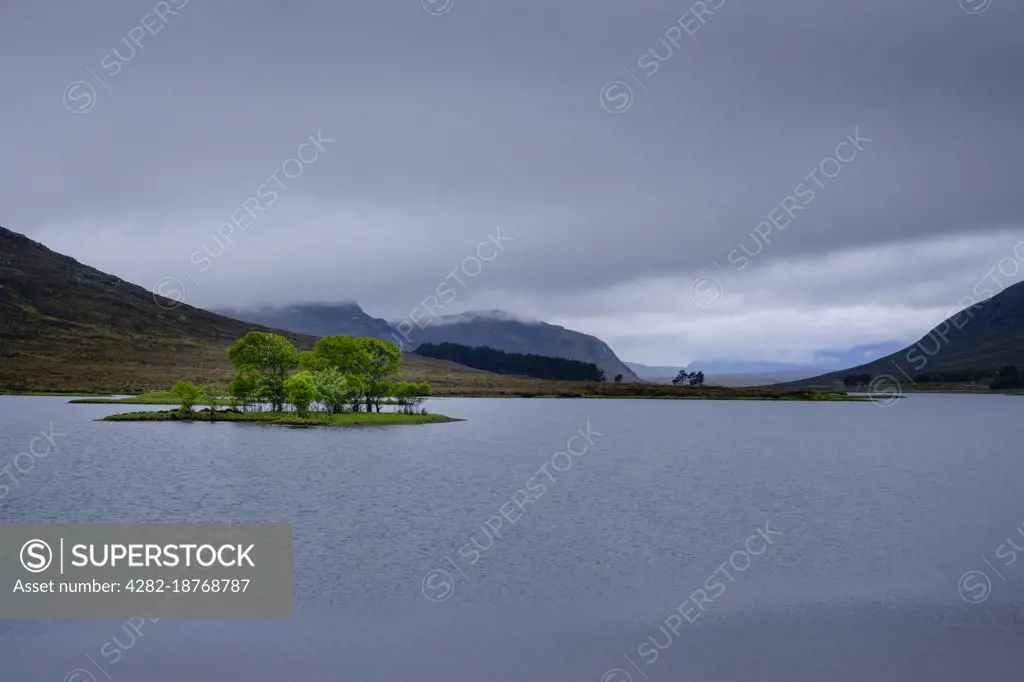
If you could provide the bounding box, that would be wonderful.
[672,370,705,386]
[413,342,607,382]
[170,332,431,418]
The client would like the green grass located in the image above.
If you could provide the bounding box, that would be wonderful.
[100,409,459,427]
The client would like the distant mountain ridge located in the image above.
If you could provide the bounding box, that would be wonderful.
[624,362,685,381]
[226,304,640,382]
[217,303,395,341]
[626,342,905,385]
[402,310,640,382]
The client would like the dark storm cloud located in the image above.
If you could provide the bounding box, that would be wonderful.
[1,0,1022,362]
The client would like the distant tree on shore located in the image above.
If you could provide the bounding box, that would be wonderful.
[991,365,1023,390]
[672,370,705,386]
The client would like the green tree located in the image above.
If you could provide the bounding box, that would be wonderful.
[298,350,331,372]
[393,381,431,414]
[170,381,201,415]
[227,332,299,411]
[229,373,258,412]
[354,338,403,412]
[614,374,623,383]
[312,367,358,415]
[312,335,363,373]
[284,371,318,418]
[198,383,220,421]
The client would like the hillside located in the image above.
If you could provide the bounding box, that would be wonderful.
[787,280,1024,388]
[0,226,489,392]
[404,311,640,382]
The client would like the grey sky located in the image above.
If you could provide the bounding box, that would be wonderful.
[2,0,1022,364]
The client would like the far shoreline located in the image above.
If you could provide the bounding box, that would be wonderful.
[50,385,873,405]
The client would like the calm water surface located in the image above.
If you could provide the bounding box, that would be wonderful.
[1,394,1023,681]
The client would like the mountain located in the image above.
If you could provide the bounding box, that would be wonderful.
[787,281,1024,387]
[227,305,641,383]
[406,311,640,382]
[216,303,395,341]
[688,343,904,376]
[625,361,685,381]
[0,226,487,392]
[627,342,904,386]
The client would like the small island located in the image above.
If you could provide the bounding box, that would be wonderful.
[101,331,458,428]
[102,409,458,427]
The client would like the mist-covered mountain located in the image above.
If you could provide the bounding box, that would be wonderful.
[213,305,639,382]
[404,311,640,382]
[216,303,395,341]
[624,362,686,381]
[628,342,906,385]
[688,342,905,375]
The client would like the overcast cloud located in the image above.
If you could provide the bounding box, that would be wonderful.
[2,0,1022,365]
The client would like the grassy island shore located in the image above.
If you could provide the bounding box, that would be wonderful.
[101,409,459,427]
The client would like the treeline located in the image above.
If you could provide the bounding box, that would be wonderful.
[844,366,1023,390]
[991,365,1024,389]
[911,368,990,383]
[413,342,606,381]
